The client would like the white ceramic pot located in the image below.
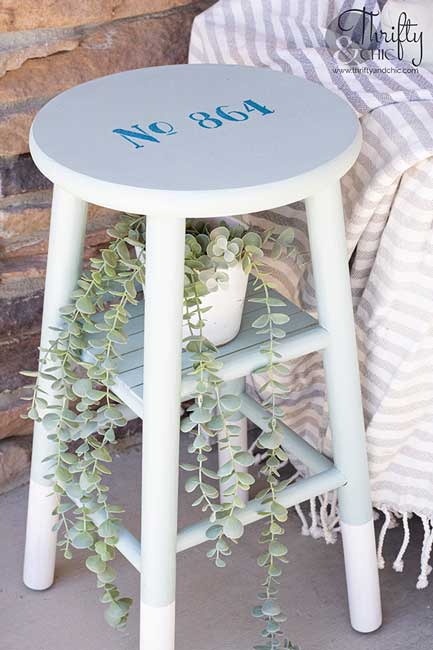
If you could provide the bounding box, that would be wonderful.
[138,218,249,347]
[184,262,249,346]
[381,0,433,71]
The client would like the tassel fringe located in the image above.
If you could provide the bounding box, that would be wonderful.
[295,503,310,536]
[377,508,391,569]
[393,513,410,572]
[249,448,433,590]
[416,517,433,590]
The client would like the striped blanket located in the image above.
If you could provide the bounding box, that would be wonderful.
[189,0,433,587]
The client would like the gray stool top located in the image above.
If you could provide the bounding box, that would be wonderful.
[30,64,361,217]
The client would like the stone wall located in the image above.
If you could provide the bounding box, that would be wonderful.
[0,0,212,492]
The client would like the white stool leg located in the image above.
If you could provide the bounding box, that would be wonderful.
[23,186,88,590]
[218,378,249,505]
[140,215,185,650]
[305,183,382,633]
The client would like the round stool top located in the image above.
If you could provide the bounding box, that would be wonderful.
[30,64,361,217]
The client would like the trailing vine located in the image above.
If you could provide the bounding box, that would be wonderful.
[24,215,299,647]
[25,215,145,629]
[249,260,299,650]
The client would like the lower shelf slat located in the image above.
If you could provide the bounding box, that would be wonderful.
[110,292,327,416]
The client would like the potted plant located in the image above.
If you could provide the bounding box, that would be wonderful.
[24,214,298,649]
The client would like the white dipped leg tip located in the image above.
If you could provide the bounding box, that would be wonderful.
[23,480,58,590]
[341,519,382,633]
[140,601,175,650]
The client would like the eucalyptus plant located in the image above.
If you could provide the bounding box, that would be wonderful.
[24,215,299,648]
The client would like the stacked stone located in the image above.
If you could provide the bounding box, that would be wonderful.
[0,0,212,492]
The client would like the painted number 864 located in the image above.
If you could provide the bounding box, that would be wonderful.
[189,99,274,129]
[113,99,275,148]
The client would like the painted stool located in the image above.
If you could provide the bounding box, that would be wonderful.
[23,64,382,649]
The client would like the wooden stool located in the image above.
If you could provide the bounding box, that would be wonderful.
[23,64,382,649]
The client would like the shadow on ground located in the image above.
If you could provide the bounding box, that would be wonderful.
[1,434,432,650]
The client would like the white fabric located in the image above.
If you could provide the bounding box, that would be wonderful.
[189,0,433,580]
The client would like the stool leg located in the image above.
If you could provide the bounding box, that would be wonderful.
[140,215,185,650]
[218,378,249,505]
[305,183,382,633]
[23,186,88,590]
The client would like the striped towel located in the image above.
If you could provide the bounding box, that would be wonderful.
[189,0,433,586]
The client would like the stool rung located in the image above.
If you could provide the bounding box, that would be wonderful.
[112,325,329,417]
[239,393,332,474]
[177,467,345,553]
[65,466,345,572]
[180,326,329,400]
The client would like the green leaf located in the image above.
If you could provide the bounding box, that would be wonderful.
[242,256,252,274]
[270,313,289,325]
[223,516,244,540]
[220,395,241,412]
[271,242,283,259]
[257,552,270,567]
[205,524,223,540]
[98,519,119,539]
[117,240,130,261]
[252,314,269,329]
[252,606,264,618]
[261,600,281,616]
[72,378,92,398]
[88,389,106,401]
[277,227,295,245]
[102,249,117,268]
[64,482,83,500]
[125,279,137,300]
[91,447,112,462]
[80,472,95,492]
[217,460,234,478]
[207,415,225,431]
[107,330,127,345]
[243,232,262,248]
[202,467,219,480]
[190,407,212,424]
[268,541,288,557]
[267,617,281,631]
[185,476,200,493]
[180,463,198,472]
[60,452,77,465]
[86,555,107,574]
[71,532,94,549]
[95,541,115,562]
[180,417,196,433]
[268,297,287,307]
[271,501,287,522]
[57,502,74,514]
[103,407,123,423]
[237,472,255,486]
[20,370,38,378]
[202,484,219,499]
[76,296,96,315]
[55,466,72,484]
[98,565,117,584]
[258,432,282,451]
[233,451,255,467]
[114,597,132,614]
[104,604,124,628]
[268,565,282,578]
[270,521,284,535]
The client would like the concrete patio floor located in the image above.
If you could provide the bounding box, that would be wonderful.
[2,434,433,650]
